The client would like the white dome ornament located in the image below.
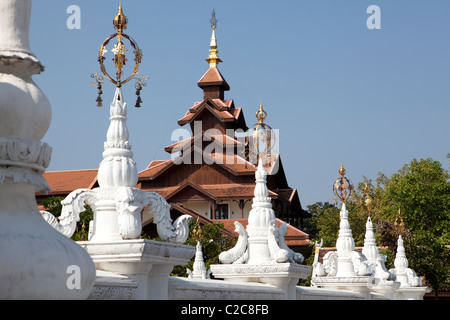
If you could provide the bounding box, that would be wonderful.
[0,0,96,299]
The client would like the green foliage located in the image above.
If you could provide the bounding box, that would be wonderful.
[40,196,63,218]
[377,158,450,297]
[306,202,339,247]
[306,157,450,298]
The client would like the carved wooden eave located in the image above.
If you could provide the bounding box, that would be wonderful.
[177,97,244,127]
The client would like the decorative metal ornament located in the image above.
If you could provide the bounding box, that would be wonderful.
[332,163,354,203]
[191,217,205,243]
[91,1,148,107]
[210,9,218,29]
[394,208,408,235]
[360,183,377,216]
[249,102,276,162]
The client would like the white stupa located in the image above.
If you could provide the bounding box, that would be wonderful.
[210,160,310,299]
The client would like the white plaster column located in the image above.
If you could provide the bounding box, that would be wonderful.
[0,0,95,299]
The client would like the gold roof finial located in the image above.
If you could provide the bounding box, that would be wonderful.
[91,1,148,107]
[333,163,354,203]
[205,9,222,68]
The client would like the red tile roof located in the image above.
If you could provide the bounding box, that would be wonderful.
[39,169,98,195]
[197,67,230,90]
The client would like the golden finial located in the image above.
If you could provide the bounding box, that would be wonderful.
[361,183,377,216]
[394,208,407,235]
[338,162,346,177]
[333,163,354,203]
[256,101,268,125]
[113,1,128,34]
[205,9,222,68]
[364,184,372,206]
[192,217,205,242]
[91,1,148,108]
[250,102,276,162]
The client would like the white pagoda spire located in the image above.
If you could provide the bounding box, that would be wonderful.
[390,235,422,287]
[44,3,192,243]
[362,217,379,264]
[187,241,211,279]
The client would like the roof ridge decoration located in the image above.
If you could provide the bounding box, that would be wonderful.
[91,1,148,108]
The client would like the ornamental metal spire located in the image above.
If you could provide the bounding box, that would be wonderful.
[210,8,218,29]
[333,163,354,203]
[205,9,222,68]
[361,183,377,216]
[91,1,148,107]
[250,102,276,162]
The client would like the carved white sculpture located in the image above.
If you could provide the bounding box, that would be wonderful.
[278,222,305,264]
[218,221,248,264]
[389,236,422,287]
[219,160,303,265]
[44,87,191,243]
[0,0,95,299]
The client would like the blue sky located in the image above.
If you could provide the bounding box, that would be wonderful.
[29,1,450,207]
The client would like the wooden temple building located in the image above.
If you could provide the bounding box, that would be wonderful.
[36,15,311,254]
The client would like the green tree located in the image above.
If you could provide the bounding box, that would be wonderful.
[375,158,450,298]
[306,202,339,247]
